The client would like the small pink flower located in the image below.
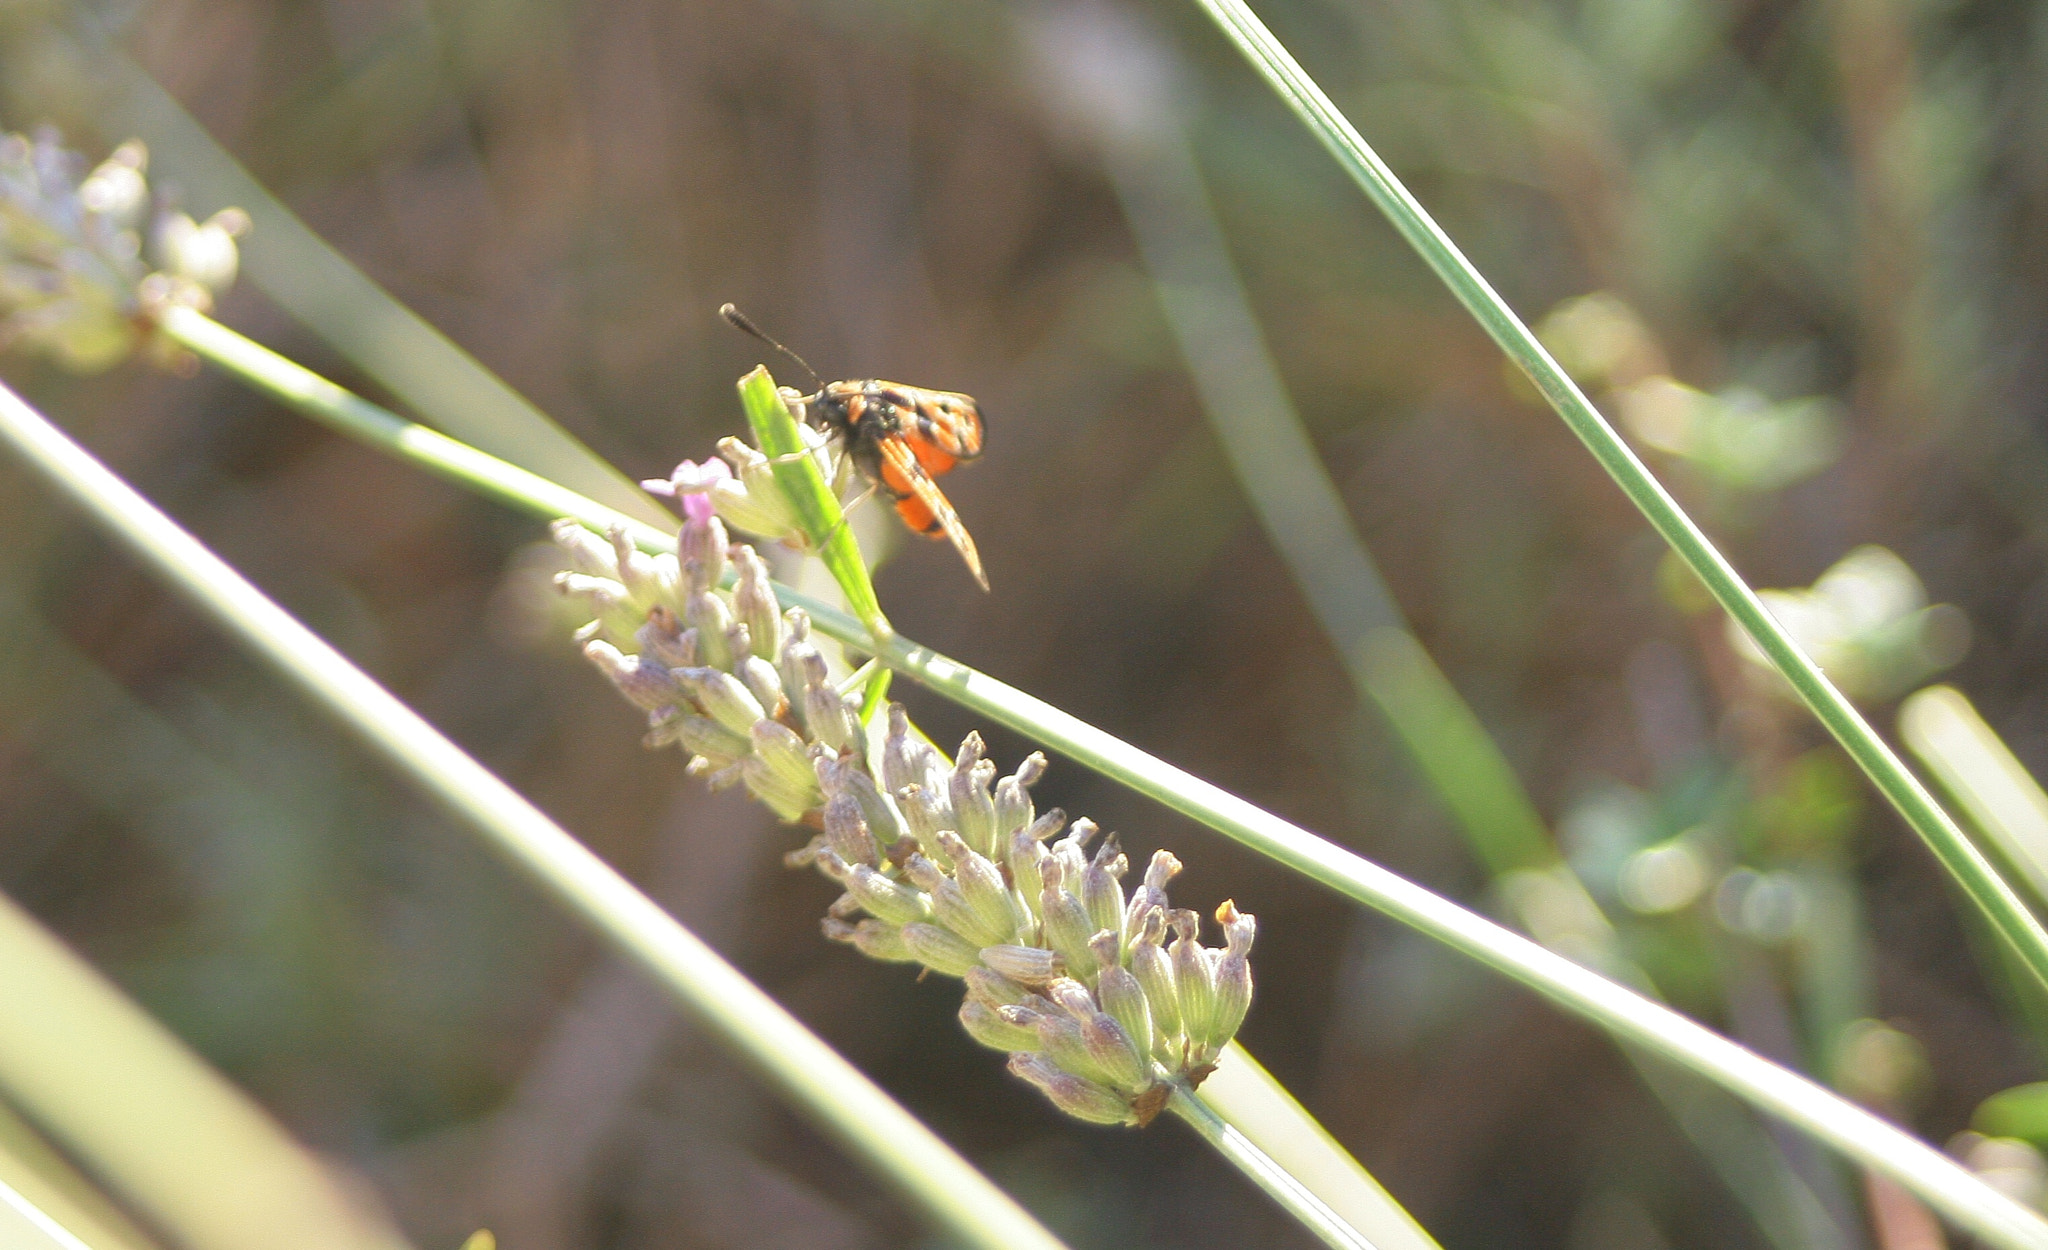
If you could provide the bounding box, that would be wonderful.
[643,458,732,526]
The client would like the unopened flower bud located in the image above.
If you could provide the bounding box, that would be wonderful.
[1026,1007,1113,1087]
[936,831,1023,946]
[1007,829,1051,912]
[1081,842,1129,950]
[964,966,1032,1008]
[843,863,934,926]
[823,917,916,963]
[1078,1008,1152,1094]
[899,786,954,864]
[683,582,734,669]
[680,513,730,590]
[1171,911,1217,1051]
[1052,818,1097,887]
[961,999,1042,1052]
[635,607,696,668]
[672,714,751,766]
[731,545,782,661]
[980,944,1062,985]
[823,794,878,867]
[900,922,981,977]
[949,734,999,856]
[1131,907,1182,1047]
[838,766,904,847]
[806,682,863,757]
[993,752,1046,841]
[743,754,817,821]
[552,519,619,576]
[582,640,680,711]
[1007,1055,1132,1126]
[881,704,948,795]
[555,573,640,640]
[1039,863,1099,985]
[1205,901,1256,1055]
[1124,850,1182,945]
[678,667,766,737]
[1092,931,1153,1061]
[735,654,787,721]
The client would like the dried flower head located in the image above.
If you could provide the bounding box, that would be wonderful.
[552,513,1256,1126]
[0,130,248,372]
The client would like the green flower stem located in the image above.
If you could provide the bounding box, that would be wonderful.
[1195,1044,1442,1250]
[0,380,1067,1250]
[734,367,891,637]
[1180,0,2048,997]
[157,308,2048,1246]
[1166,1087,1379,1250]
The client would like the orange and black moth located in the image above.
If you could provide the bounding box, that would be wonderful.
[808,380,988,591]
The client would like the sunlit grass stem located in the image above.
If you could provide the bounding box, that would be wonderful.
[152,306,2048,1250]
[0,377,1069,1250]
[1180,0,2048,998]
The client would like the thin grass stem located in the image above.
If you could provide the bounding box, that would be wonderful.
[0,379,1067,1250]
[155,306,2048,1248]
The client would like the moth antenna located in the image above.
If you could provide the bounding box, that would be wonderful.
[720,303,824,392]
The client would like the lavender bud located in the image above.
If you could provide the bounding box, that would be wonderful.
[1170,911,1216,1052]
[555,573,640,640]
[1205,901,1256,1055]
[844,863,935,926]
[635,607,696,669]
[1039,862,1099,986]
[900,922,981,977]
[777,617,818,735]
[731,545,782,661]
[736,654,787,721]
[1052,818,1097,887]
[899,786,954,865]
[743,755,817,821]
[680,513,730,590]
[980,944,1062,985]
[1078,1009,1151,1095]
[1124,850,1182,946]
[678,667,766,737]
[673,714,751,766]
[948,734,999,856]
[1026,1008,1114,1087]
[805,681,863,757]
[1008,828,1051,913]
[1080,842,1129,951]
[840,766,905,847]
[611,524,677,609]
[961,999,1042,1052]
[882,704,951,798]
[823,794,878,867]
[551,519,618,576]
[582,641,681,711]
[1092,932,1153,1062]
[683,580,734,669]
[964,966,1032,1008]
[823,917,916,964]
[993,752,1046,841]
[1007,1055,1132,1127]
[1131,907,1182,1048]
[937,831,1023,946]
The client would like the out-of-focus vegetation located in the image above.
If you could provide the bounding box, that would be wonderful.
[7,0,2048,1245]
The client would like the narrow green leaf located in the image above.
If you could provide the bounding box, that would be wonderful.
[735,367,891,638]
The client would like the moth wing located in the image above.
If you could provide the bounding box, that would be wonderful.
[876,435,988,591]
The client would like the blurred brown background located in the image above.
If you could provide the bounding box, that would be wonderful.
[6,0,2048,1244]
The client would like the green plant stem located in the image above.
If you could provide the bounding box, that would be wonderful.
[1178,0,2048,995]
[0,380,1067,1250]
[1166,1088,1378,1250]
[156,308,2048,1248]
[734,366,891,636]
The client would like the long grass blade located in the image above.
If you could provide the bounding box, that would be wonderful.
[1176,0,2048,997]
[0,380,1068,1250]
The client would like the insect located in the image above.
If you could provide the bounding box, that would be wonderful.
[721,304,989,590]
